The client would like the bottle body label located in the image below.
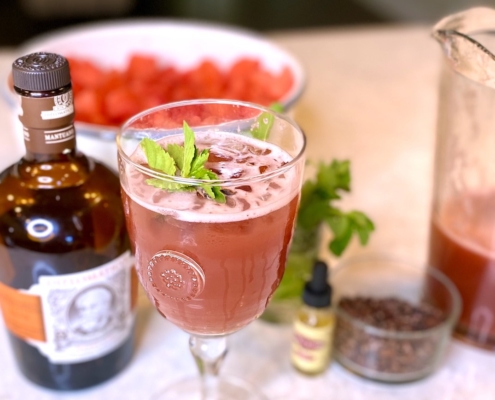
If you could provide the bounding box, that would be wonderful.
[0,251,136,364]
[291,317,334,374]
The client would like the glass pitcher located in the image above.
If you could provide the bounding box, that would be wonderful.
[429,7,495,350]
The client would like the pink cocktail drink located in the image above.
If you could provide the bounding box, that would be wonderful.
[121,131,302,335]
[117,100,305,399]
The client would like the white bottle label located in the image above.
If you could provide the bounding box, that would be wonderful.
[40,92,74,120]
[26,251,134,364]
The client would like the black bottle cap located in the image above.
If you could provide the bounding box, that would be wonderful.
[12,52,71,92]
[302,260,332,308]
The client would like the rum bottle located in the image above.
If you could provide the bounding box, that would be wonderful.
[0,52,136,390]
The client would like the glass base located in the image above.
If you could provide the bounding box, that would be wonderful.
[151,375,268,400]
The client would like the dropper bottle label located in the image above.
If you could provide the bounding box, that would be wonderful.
[292,313,334,373]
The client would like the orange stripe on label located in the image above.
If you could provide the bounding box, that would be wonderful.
[0,281,46,342]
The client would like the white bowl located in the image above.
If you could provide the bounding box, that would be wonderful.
[4,19,305,141]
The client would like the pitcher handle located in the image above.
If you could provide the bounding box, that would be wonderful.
[433,7,495,88]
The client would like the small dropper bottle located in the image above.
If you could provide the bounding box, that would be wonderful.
[290,260,335,375]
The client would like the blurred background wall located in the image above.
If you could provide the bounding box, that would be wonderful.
[2,0,495,46]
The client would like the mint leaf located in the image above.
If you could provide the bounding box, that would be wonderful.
[252,112,274,141]
[201,184,216,201]
[193,168,226,203]
[166,143,185,171]
[348,211,375,245]
[298,180,317,213]
[326,211,349,238]
[251,103,284,141]
[210,186,226,203]
[145,178,192,192]
[269,102,284,113]
[315,160,350,200]
[182,121,196,177]
[140,138,177,176]
[329,224,353,256]
[297,198,333,230]
[325,210,375,256]
[190,149,210,176]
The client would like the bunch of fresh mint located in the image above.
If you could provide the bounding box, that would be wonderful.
[267,160,374,306]
[297,159,374,256]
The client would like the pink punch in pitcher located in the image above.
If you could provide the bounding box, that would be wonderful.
[429,7,495,350]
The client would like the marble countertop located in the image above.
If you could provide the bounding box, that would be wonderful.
[0,24,494,400]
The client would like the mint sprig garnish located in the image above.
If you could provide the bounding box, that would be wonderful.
[140,122,226,203]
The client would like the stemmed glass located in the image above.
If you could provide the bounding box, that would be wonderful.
[117,99,306,399]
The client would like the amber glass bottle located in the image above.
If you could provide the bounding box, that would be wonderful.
[0,52,136,390]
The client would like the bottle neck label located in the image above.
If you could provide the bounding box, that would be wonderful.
[0,251,137,364]
[18,91,76,155]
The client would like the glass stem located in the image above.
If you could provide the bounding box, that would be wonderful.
[189,334,228,400]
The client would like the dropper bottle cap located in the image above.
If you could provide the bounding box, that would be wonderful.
[302,260,332,308]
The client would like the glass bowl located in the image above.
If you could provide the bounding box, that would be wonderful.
[331,254,461,383]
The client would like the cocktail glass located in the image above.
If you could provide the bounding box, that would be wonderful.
[117,99,306,399]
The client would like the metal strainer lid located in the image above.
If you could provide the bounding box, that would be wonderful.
[12,52,70,92]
